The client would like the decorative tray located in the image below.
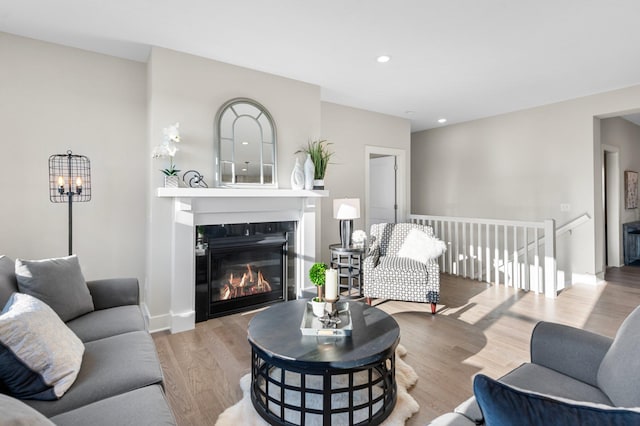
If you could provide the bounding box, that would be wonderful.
[300,301,353,337]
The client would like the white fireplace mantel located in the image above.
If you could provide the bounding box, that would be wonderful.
[157,187,328,333]
[157,187,328,199]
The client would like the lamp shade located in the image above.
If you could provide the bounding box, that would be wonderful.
[333,198,361,220]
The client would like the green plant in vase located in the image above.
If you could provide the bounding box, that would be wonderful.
[296,139,333,189]
[309,262,327,302]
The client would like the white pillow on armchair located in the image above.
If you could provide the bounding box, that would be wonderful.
[397,229,447,264]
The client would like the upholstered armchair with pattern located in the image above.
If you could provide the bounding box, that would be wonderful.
[363,223,444,314]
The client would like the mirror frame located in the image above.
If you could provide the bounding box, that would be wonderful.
[214,97,278,188]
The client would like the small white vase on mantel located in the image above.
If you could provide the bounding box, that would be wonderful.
[291,157,304,190]
[303,154,314,190]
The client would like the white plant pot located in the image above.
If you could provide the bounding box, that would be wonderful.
[311,299,326,317]
[164,175,179,188]
[313,179,325,190]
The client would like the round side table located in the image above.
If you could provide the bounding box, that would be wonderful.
[329,244,365,298]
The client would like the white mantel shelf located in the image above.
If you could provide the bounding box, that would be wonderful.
[157,187,329,198]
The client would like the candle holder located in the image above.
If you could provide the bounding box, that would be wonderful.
[324,295,340,319]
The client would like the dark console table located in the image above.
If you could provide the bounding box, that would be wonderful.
[247,299,400,426]
[624,221,640,265]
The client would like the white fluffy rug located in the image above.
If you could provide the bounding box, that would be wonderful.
[216,344,419,426]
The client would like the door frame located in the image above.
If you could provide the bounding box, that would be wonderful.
[603,144,622,267]
[364,145,407,231]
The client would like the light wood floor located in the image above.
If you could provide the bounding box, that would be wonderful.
[153,267,640,425]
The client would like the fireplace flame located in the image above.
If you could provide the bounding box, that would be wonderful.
[220,264,272,300]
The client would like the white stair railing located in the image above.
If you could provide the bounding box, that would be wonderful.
[409,214,559,298]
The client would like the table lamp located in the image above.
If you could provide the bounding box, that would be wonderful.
[333,198,360,248]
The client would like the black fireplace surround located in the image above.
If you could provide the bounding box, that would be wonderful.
[195,221,296,321]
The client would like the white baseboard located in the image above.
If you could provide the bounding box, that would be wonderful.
[170,310,196,334]
[143,302,171,334]
[571,272,603,285]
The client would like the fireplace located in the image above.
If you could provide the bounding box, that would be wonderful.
[156,187,326,334]
[196,221,296,320]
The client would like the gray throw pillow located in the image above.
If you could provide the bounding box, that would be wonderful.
[0,393,55,425]
[0,292,85,400]
[0,255,18,309]
[15,255,94,322]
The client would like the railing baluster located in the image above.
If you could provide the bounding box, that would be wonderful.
[523,227,529,291]
[447,220,453,274]
[534,227,540,293]
[494,224,500,285]
[469,222,475,280]
[454,221,460,275]
[477,222,482,281]
[462,222,468,278]
[486,223,491,284]
[513,225,523,288]
[503,225,509,287]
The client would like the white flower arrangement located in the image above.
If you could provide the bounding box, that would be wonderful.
[152,122,181,176]
[352,230,367,245]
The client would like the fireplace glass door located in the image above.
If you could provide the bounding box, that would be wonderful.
[208,236,286,317]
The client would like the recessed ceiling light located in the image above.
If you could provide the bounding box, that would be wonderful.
[242,141,249,145]
[242,168,247,172]
[376,55,391,63]
[438,118,447,124]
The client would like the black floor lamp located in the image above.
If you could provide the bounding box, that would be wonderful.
[49,150,91,255]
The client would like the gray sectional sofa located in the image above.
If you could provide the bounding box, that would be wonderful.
[429,305,640,425]
[0,255,176,425]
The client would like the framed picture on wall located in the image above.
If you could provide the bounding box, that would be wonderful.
[625,171,638,209]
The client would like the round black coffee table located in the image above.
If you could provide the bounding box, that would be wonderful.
[247,299,400,426]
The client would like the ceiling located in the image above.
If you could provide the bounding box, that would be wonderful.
[2,0,640,131]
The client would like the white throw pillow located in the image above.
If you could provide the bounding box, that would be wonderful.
[397,229,447,263]
[0,293,85,400]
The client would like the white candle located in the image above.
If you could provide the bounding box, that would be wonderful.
[325,268,338,300]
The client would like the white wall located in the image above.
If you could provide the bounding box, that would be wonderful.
[320,102,411,264]
[146,47,322,329]
[412,85,640,282]
[0,32,147,281]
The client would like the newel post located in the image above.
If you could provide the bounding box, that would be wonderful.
[544,219,557,298]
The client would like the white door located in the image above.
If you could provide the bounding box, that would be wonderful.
[369,155,396,225]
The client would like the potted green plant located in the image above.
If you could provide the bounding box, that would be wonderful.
[309,262,327,316]
[296,139,333,189]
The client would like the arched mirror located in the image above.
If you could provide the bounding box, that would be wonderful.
[215,98,277,187]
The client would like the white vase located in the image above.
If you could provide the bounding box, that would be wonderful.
[290,158,304,190]
[303,154,314,190]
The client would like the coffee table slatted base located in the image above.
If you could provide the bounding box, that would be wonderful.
[250,348,397,426]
